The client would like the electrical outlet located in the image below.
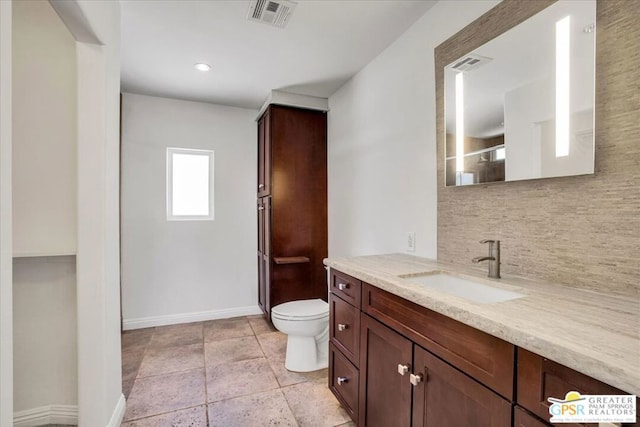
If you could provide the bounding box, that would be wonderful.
[407,232,416,252]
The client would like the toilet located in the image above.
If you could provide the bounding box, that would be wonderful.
[271,299,329,372]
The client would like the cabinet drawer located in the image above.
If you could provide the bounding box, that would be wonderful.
[514,407,549,427]
[329,342,358,423]
[518,348,638,426]
[330,269,361,308]
[362,283,515,399]
[330,294,360,366]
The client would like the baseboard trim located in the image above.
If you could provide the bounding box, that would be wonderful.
[123,305,263,330]
[14,404,78,426]
[106,393,126,427]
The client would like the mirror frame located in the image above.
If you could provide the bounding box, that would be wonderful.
[435,0,560,189]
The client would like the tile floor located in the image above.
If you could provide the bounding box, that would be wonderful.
[121,315,354,426]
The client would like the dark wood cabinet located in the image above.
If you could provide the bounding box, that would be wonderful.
[514,406,551,427]
[358,313,512,427]
[257,197,271,314]
[329,342,359,421]
[517,348,639,427]
[412,345,511,427]
[358,314,413,427]
[329,269,362,423]
[257,109,271,197]
[362,282,515,399]
[328,269,635,427]
[330,294,360,365]
[256,105,328,320]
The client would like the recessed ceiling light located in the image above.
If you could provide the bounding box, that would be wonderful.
[194,63,211,72]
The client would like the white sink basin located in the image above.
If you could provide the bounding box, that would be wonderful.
[403,273,525,304]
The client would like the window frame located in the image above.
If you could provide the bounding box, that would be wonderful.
[166,147,215,221]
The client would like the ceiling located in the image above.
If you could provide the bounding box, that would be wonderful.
[120,0,437,110]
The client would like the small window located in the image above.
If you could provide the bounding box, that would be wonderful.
[494,147,506,161]
[167,148,214,220]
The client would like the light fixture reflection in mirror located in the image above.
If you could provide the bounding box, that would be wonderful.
[455,72,464,173]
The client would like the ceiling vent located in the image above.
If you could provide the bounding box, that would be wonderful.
[447,53,493,72]
[247,0,297,29]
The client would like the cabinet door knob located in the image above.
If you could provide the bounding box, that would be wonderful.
[397,364,409,376]
[337,323,348,332]
[258,184,265,189]
[258,206,265,211]
[337,376,348,386]
[410,373,424,386]
[337,283,349,291]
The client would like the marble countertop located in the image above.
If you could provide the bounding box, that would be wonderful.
[324,253,640,395]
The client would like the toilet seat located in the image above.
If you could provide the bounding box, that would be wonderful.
[271,299,329,322]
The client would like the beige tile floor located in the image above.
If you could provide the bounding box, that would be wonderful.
[121,315,354,426]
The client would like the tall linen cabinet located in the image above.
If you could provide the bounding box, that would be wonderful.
[257,104,328,321]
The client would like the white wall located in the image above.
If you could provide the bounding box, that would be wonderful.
[0,1,13,425]
[12,257,77,413]
[121,93,259,329]
[11,0,78,420]
[12,0,77,257]
[327,0,499,258]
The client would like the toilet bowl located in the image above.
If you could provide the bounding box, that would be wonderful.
[271,299,329,372]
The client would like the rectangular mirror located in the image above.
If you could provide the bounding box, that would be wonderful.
[444,0,596,187]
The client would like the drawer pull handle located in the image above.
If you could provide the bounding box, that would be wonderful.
[337,323,348,332]
[397,364,409,376]
[337,283,349,291]
[337,376,348,386]
[410,373,424,386]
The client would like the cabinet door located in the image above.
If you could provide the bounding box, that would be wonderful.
[515,406,550,427]
[412,346,511,427]
[359,314,412,427]
[257,199,265,313]
[257,109,271,197]
[257,197,271,317]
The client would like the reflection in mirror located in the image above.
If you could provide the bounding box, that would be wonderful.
[445,0,596,187]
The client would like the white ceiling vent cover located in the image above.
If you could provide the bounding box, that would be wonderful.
[247,0,298,29]
[447,53,493,72]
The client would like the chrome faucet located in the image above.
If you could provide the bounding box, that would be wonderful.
[472,239,501,279]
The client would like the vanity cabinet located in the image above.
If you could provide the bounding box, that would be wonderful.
[358,314,511,427]
[256,105,328,320]
[329,270,362,422]
[329,269,514,426]
[517,348,639,427]
[359,314,412,427]
[514,406,550,427]
[412,344,511,427]
[358,285,513,427]
[328,268,637,427]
